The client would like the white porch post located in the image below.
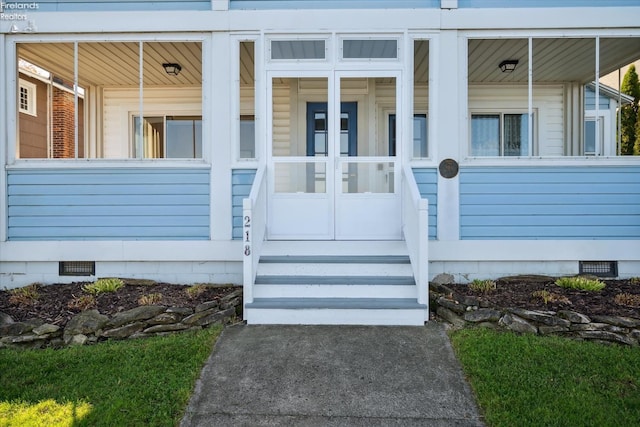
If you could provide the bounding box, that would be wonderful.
[435,30,461,241]
[210,32,233,240]
[0,34,7,242]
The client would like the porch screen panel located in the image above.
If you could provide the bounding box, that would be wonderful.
[272,77,328,193]
[413,39,429,158]
[239,41,256,159]
[339,77,395,193]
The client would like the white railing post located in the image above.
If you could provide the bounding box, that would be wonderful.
[242,165,266,315]
[402,165,430,312]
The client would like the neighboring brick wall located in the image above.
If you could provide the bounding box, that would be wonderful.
[52,87,76,159]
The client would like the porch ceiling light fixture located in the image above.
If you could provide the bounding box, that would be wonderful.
[499,60,519,73]
[162,63,182,76]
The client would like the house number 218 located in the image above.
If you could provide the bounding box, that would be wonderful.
[243,215,251,256]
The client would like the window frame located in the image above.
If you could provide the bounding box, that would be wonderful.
[131,113,203,159]
[18,78,37,117]
[469,110,535,157]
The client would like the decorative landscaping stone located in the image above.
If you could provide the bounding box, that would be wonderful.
[463,308,502,323]
[143,323,191,334]
[102,322,146,339]
[0,295,242,349]
[499,314,538,334]
[430,284,640,346]
[221,288,243,302]
[590,315,640,329]
[437,297,466,315]
[109,305,166,328]
[33,324,60,336]
[1,322,36,337]
[509,308,571,328]
[431,274,455,286]
[65,310,109,337]
[557,310,591,324]
[0,312,13,325]
[577,331,637,346]
[166,307,194,315]
[69,334,88,346]
[436,307,466,328]
[538,325,570,335]
[195,301,219,313]
[147,312,182,325]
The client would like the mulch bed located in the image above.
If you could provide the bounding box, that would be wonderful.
[447,276,640,319]
[0,280,240,327]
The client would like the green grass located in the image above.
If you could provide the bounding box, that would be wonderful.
[450,328,640,427]
[0,326,222,426]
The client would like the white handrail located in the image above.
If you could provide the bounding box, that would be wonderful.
[402,165,429,309]
[242,164,267,310]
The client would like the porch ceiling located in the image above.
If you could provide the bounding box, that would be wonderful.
[18,42,202,87]
[469,37,640,84]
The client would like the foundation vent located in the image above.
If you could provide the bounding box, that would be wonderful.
[59,261,95,276]
[579,261,617,278]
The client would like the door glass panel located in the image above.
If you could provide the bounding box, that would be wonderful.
[340,77,396,157]
[274,162,326,193]
[272,77,328,157]
[341,162,394,193]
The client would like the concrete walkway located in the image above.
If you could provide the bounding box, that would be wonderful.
[181,323,484,426]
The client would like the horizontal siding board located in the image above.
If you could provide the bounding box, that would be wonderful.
[36,0,209,12]
[9,227,210,240]
[232,169,257,240]
[231,0,439,10]
[462,226,640,239]
[8,205,209,216]
[8,194,210,206]
[8,168,210,240]
[461,183,640,195]
[460,166,640,240]
[412,168,438,240]
[459,0,639,7]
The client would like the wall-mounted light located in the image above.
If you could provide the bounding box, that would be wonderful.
[162,63,182,76]
[499,60,519,73]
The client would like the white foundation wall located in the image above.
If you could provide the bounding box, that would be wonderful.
[0,261,242,289]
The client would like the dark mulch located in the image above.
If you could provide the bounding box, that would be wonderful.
[0,279,240,327]
[447,276,640,319]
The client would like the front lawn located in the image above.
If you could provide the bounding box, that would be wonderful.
[450,328,640,427]
[0,326,221,426]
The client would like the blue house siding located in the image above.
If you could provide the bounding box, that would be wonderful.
[8,168,210,240]
[230,0,439,9]
[412,168,438,240]
[35,0,210,12]
[459,0,640,7]
[585,86,612,110]
[232,169,256,240]
[460,166,640,240]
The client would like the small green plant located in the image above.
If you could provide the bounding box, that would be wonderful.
[614,293,640,308]
[138,293,163,306]
[67,294,97,310]
[469,279,497,294]
[532,289,571,305]
[8,283,40,306]
[82,278,124,295]
[555,276,606,292]
[630,277,640,285]
[185,284,208,299]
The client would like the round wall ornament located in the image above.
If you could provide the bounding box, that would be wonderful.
[439,158,459,179]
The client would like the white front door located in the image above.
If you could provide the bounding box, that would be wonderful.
[267,73,401,240]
